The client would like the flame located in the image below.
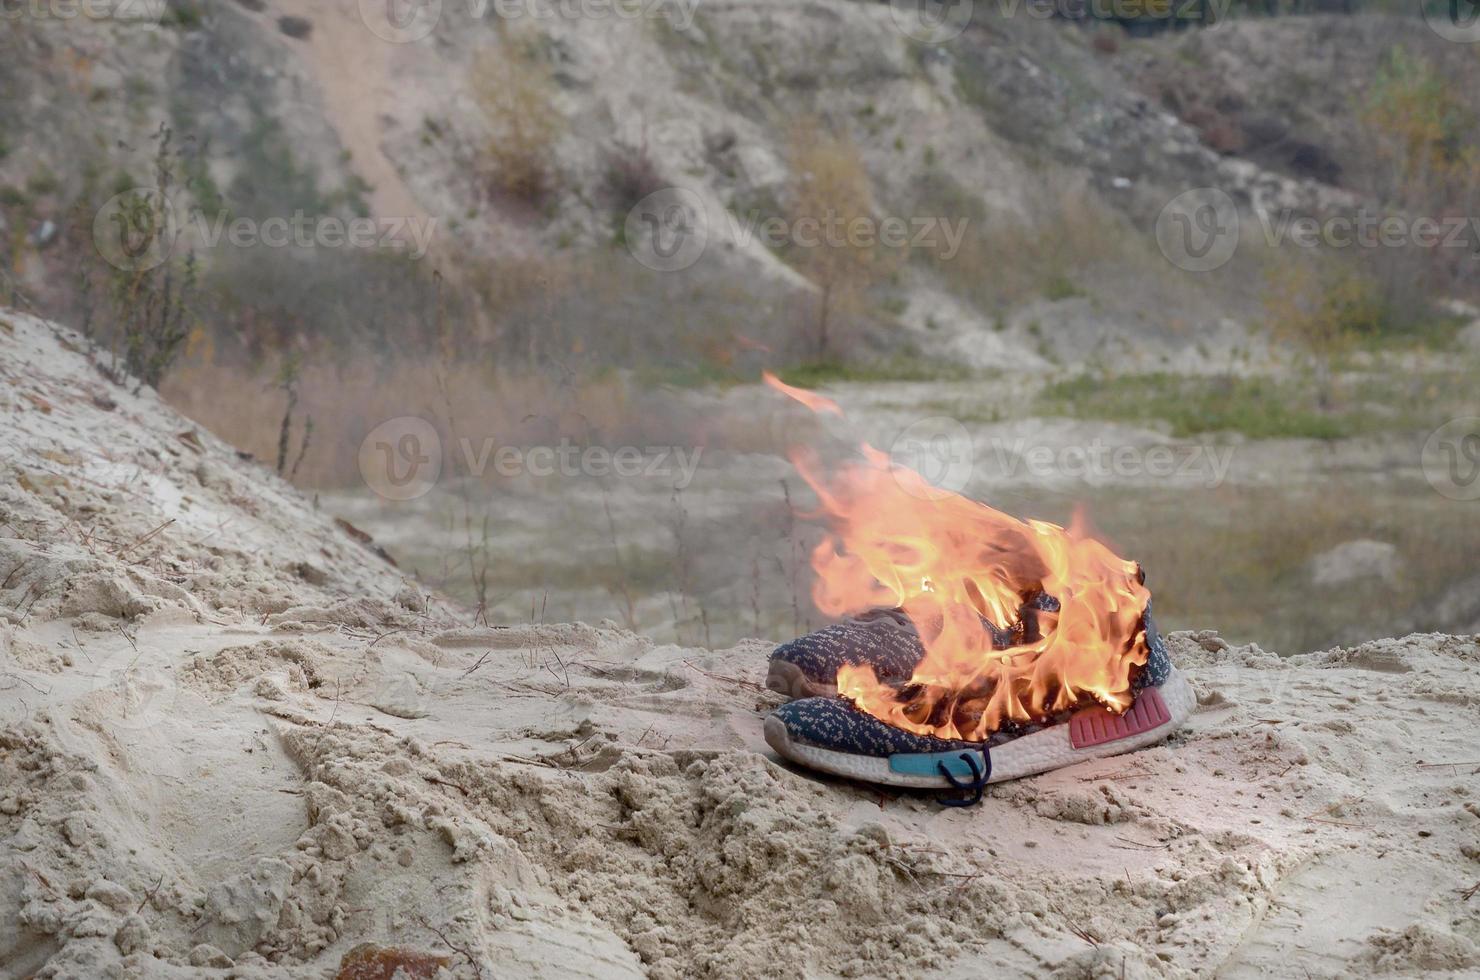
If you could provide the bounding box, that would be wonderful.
[771,381,1151,742]
[763,371,844,417]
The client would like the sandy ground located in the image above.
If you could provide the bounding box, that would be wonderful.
[3,310,1480,978]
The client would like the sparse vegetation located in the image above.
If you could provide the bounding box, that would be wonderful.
[1037,368,1477,440]
[603,138,667,215]
[784,121,886,357]
[470,38,563,204]
[93,127,198,389]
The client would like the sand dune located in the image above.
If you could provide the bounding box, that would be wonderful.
[3,311,1478,978]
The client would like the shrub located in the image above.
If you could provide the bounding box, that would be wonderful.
[603,139,666,214]
[784,120,886,357]
[470,39,563,204]
[95,127,198,390]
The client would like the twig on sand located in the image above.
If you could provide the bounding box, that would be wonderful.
[1112,835,1171,851]
[1078,766,1149,783]
[114,519,175,560]
[424,774,470,796]
[1,672,51,696]
[681,660,768,693]
[461,650,492,676]
[2,558,29,590]
[367,627,418,649]
[1053,904,1101,946]
[1305,815,1364,829]
[1417,760,1480,772]
[137,874,165,913]
[544,646,571,689]
[1461,881,1479,901]
[416,915,484,979]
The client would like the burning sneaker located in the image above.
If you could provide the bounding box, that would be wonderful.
[758,370,1198,802]
[765,593,1059,699]
[764,606,1194,804]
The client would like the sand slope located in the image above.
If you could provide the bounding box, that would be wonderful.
[2,311,1479,979]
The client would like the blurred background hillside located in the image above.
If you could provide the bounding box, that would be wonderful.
[3,0,1479,653]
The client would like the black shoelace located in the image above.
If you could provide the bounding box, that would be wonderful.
[936,747,991,807]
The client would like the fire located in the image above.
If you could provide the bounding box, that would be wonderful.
[766,375,1151,742]
[761,371,844,417]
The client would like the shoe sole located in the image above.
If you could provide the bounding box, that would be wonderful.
[763,666,1195,789]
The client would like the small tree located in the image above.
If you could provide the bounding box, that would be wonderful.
[104,125,198,390]
[1264,258,1378,408]
[469,36,562,203]
[1359,49,1480,316]
[785,123,881,358]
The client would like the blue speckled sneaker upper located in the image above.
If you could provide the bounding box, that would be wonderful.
[771,604,1172,758]
[769,592,1062,693]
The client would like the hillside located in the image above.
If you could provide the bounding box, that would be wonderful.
[4,4,1476,381]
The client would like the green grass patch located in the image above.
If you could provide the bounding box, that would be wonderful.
[1037,373,1385,440]
[775,357,972,387]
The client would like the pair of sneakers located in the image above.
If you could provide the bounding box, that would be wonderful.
[762,603,1194,805]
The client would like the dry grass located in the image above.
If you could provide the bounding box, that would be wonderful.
[783,120,891,357]
[162,355,641,489]
[469,35,563,204]
[914,163,1205,321]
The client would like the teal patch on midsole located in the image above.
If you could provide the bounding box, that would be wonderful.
[889,750,985,779]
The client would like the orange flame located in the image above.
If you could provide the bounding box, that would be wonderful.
[763,371,844,417]
[773,385,1151,742]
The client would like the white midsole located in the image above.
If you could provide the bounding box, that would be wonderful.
[763,667,1196,789]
